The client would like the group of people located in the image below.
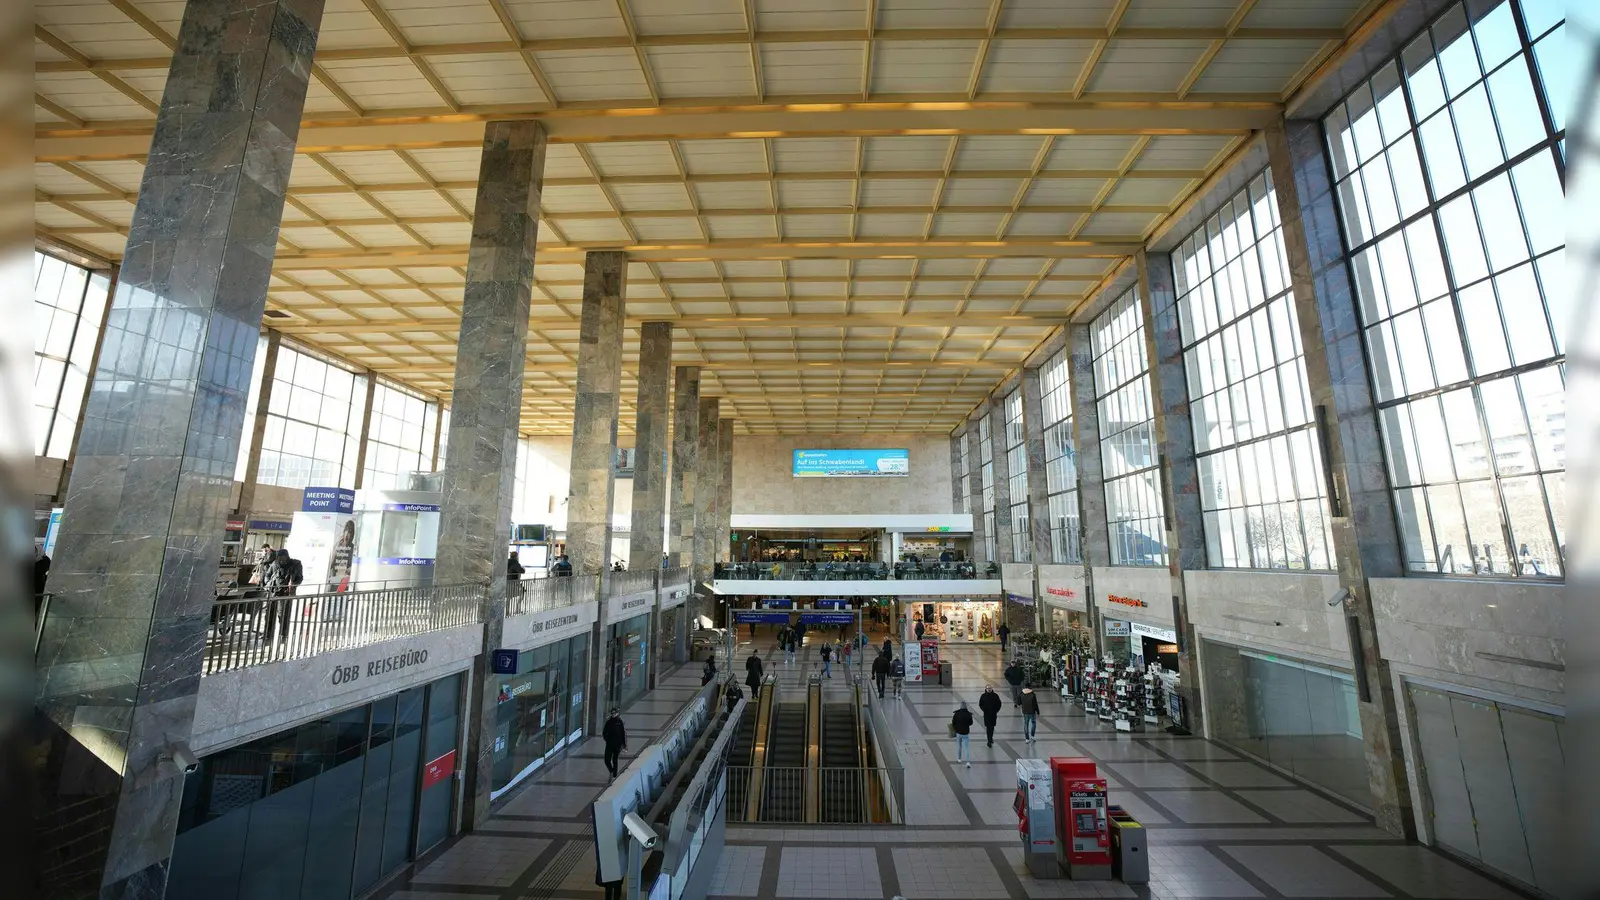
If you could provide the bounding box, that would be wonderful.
[949,661,1042,765]
[870,640,907,699]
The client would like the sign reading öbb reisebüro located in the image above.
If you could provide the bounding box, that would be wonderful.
[330,648,430,685]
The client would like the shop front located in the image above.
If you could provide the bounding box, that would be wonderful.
[606,591,655,707]
[1038,565,1088,636]
[491,600,597,798]
[169,673,465,900]
[909,598,1001,642]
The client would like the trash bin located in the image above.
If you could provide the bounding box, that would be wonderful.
[1108,807,1147,883]
[939,661,952,686]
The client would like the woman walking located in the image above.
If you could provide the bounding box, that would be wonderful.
[951,702,974,767]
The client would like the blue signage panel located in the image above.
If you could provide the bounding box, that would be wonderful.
[302,486,356,514]
[491,649,520,674]
[733,611,792,624]
[356,557,435,566]
[815,599,851,609]
[382,503,441,512]
[1006,592,1035,606]
[799,612,856,626]
[248,520,292,532]
[763,599,794,609]
[792,448,909,477]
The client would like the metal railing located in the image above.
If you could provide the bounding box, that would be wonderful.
[714,561,982,581]
[203,583,482,675]
[661,566,690,588]
[724,765,904,824]
[508,574,595,617]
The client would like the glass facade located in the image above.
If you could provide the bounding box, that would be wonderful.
[1172,171,1334,570]
[33,252,111,460]
[954,429,971,514]
[1003,390,1030,562]
[979,415,996,563]
[1323,0,1566,578]
[362,379,438,490]
[1039,349,1081,564]
[257,344,366,490]
[169,674,463,900]
[609,613,652,707]
[491,633,589,796]
[1091,286,1167,566]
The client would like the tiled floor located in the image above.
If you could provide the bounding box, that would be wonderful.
[373,637,1536,900]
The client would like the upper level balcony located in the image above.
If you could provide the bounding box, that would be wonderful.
[711,559,999,597]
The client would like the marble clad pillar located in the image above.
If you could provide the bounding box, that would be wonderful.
[948,431,965,513]
[31,0,326,893]
[434,119,547,829]
[1068,324,1110,652]
[965,420,988,565]
[1267,119,1413,837]
[988,397,1015,563]
[1020,367,1052,562]
[1136,248,1207,734]
[566,251,628,576]
[716,418,734,562]
[669,366,701,569]
[628,322,674,568]
[692,397,721,592]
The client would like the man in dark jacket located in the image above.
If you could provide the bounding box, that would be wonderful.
[745,652,764,694]
[1019,687,1041,743]
[914,619,925,641]
[871,652,890,698]
[881,637,892,659]
[262,548,303,645]
[702,655,717,686]
[507,552,526,581]
[997,622,1010,652]
[1004,659,1025,704]
[602,707,627,779]
[951,702,974,766]
[978,685,1004,747]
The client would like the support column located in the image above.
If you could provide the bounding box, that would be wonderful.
[1267,120,1414,837]
[628,322,673,569]
[235,329,282,516]
[350,371,376,488]
[31,0,325,893]
[669,366,701,569]
[716,418,734,564]
[1068,324,1111,654]
[566,250,628,575]
[965,421,988,566]
[692,397,721,593]
[1135,249,1207,734]
[1020,366,1052,562]
[989,398,1015,563]
[435,119,547,830]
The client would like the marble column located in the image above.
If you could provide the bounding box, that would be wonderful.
[628,322,673,569]
[692,397,721,591]
[566,250,627,576]
[235,329,281,517]
[31,0,325,893]
[1068,324,1111,653]
[948,431,965,513]
[964,420,989,565]
[669,366,701,569]
[988,397,1015,563]
[434,119,547,830]
[1135,249,1207,733]
[1267,119,1413,837]
[716,418,734,563]
[1020,367,1053,562]
[350,371,377,487]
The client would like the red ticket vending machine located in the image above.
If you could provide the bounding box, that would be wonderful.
[1050,757,1111,880]
[920,639,941,680]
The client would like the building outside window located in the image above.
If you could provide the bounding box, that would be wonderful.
[33,251,111,460]
[1172,171,1335,570]
[255,343,365,490]
[1322,0,1565,577]
[434,405,450,469]
[1003,390,1030,562]
[362,379,438,490]
[1039,349,1080,564]
[954,430,970,514]
[1092,286,1167,566]
[978,414,996,563]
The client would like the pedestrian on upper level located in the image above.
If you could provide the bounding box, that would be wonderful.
[507,552,525,581]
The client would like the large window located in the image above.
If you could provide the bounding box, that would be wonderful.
[362,380,438,490]
[1003,390,1030,561]
[954,429,971,514]
[1323,0,1565,577]
[1173,171,1335,570]
[979,414,996,563]
[1040,349,1081,563]
[257,343,365,489]
[1092,286,1167,566]
[33,252,111,459]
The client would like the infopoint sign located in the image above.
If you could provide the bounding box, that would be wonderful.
[792,448,909,477]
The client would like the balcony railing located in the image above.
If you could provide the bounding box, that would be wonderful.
[203,583,482,675]
[605,568,658,597]
[509,574,596,617]
[715,561,984,581]
[661,565,690,585]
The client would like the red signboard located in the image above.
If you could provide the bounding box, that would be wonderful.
[422,749,456,789]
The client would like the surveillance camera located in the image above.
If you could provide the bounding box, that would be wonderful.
[1327,587,1352,608]
[161,742,199,775]
[622,811,659,850]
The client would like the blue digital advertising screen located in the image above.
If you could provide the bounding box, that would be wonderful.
[792,448,910,477]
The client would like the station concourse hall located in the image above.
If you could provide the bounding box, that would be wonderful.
[27,1,1576,900]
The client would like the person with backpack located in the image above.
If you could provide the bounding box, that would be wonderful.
[819,642,833,678]
[978,685,1004,747]
[702,654,717,686]
[1004,658,1026,704]
[871,651,890,698]
[890,656,906,698]
[951,702,974,767]
[1020,686,1040,742]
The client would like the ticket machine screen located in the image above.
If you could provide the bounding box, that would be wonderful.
[1075,812,1097,832]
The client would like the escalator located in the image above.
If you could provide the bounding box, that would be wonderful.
[726,679,770,818]
[819,700,863,822]
[759,701,808,822]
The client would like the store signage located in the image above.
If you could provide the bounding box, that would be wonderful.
[924,526,951,532]
[491,649,520,674]
[382,503,441,512]
[606,593,651,623]
[302,486,356,514]
[1044,586,1078,599]
[799,612,854,626]
[524,609,585,639]
[1129,622,1178,643]
[354,556,434,566]
[498,680,535,704]
[793,448,909,477]
[1105,594,1147,609]
[329,648,430,685]
[422,750,457,789]
[733,610,791,624]
[249,520,292,532]
[1006,592,1035,606]
[815,599,850,609]
[1104,620,1131,637]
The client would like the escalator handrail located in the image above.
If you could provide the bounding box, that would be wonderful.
[804,679,821,823]
[746,675,776,821]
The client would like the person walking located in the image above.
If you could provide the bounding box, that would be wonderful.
[978,685,1003,747]
[261,548,303,646]
[820,642,833,678]
[881,637,892,659]
[602,707,627,780]
[951,702,974,767]
[871,651,890,699]
[507,552,526,581]
[1004,658,1025,705]
[1020,686,1040,742]
[890,655,906,698]
[702,654,717,686]
[914,619,926,642]
[997,622,1010,652]
[745,651,764,695]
